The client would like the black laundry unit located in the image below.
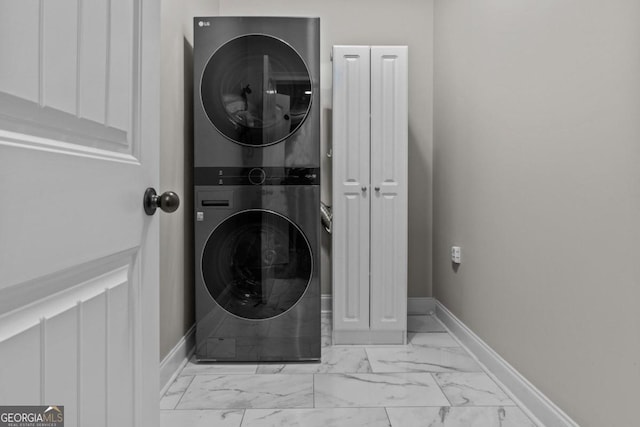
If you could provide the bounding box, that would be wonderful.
[193,17,320,362]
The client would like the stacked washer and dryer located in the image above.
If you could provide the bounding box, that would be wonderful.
[193,17,321,362]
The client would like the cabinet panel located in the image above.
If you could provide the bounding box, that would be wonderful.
[370,47,408,330]
[332,46,370,330]
[332,45,407,341]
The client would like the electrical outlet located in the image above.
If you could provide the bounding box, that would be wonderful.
[451,246,461,264]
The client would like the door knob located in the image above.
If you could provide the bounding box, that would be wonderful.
[144,188,180,215]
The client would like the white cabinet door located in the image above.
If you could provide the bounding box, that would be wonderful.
[0,1,160,426]
[369,46,408,331]
[332,46,371,331]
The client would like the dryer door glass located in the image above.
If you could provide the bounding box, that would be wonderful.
[202,210,313,320]
[201,34,313,147]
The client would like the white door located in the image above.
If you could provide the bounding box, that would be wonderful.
[0,1,161,427]
[369,46,408,330]
[331,46,371,331]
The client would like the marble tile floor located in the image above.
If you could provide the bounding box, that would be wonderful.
[161,314,538,426]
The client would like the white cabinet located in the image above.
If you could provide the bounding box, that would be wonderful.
[332,45,408,345]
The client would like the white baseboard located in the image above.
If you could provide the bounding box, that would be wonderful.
[435,301,579,427]
[333,329,406,345]
[159,324,196,397]
[321,295,434,315]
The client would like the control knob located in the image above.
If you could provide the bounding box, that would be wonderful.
[248,168,266,185]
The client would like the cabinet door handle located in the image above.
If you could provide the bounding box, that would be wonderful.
[361,186,367,192]
[374,186,380,192]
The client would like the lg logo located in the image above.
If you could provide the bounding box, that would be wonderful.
[198,21,210,27]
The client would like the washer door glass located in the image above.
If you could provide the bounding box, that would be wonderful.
[202,210,313,320]
[201,34,313,147]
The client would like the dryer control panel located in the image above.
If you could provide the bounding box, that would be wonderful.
[194,167,320,186]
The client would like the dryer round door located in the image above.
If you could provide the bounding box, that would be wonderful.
[200,34,313,147]
[202,209,313,320]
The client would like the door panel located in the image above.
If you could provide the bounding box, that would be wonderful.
[332,46,370,330]
[0,325,41,403]
[370,46,408,330]
[78,0,109,123]
[42,0,79,114]
[44,309,78,425]
[0,1,159,426]
[107,282,134,427]
[0,1,40,102]
[0,0,133,152]
[108,0,134,133]
[80,293,107,427]
[0,255,137,425]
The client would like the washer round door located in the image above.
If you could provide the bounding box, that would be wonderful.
[200,34,313,147]
[202,210,313,320]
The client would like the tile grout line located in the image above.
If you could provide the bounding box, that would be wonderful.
[363,347,372,373]
[171,375,196,410]
[384,407,393,426]
[430,372,454,408]
[436,371,518,406]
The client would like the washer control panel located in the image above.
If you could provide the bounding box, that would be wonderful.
[195,167,320,186]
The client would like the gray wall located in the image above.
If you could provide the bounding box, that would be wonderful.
[433,1,640,426]
[219,0,435,298]
[159,0,219,360]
